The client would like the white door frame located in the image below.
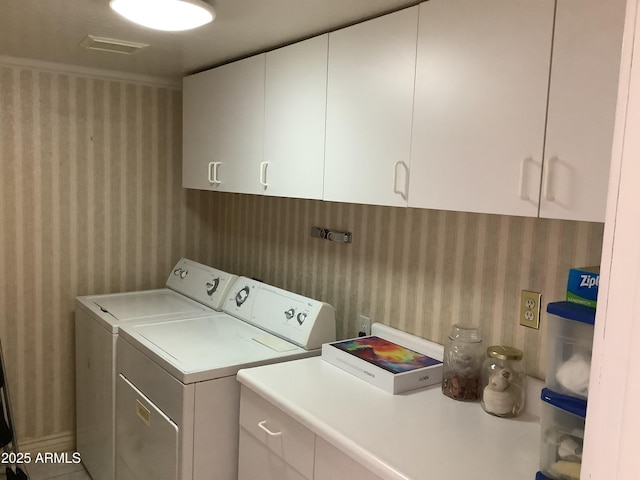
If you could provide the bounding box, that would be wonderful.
[582,0,640,477]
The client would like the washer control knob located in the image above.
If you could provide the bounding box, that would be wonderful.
[296,312,307,325]
[206,278,220,296]
[284,308,295,320]
[180,269,188,279]
[173,268,181,276]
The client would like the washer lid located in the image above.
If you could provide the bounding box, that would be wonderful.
[94,290,208,321]
[120,314,307,384]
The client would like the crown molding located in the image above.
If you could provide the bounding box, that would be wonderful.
[0,55,182,89]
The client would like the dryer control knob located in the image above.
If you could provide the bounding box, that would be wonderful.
[235,287,250,307]
[284,308,295,320]
[180,270,188,279]
[297,312,307,325]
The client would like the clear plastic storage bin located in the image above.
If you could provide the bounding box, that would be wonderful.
[545,302,595,400]
[537,388,586,480]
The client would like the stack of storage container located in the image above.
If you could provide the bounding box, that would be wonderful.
[536,302,595,480]
[537,266,598,480]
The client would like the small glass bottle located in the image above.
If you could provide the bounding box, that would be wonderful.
[441,324,484,401]
[481,346,526,417]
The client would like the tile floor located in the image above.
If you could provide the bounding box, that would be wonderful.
[1,461,91,480]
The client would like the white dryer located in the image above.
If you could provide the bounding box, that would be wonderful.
[75,258,237,480]
[115,277,336,480]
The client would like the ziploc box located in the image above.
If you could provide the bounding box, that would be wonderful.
[321,336,442,394]
[566,266,599,308]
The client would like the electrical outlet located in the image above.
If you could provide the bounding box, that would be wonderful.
[358,315,371,337]
[520,290,542,329]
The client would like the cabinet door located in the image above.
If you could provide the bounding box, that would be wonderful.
[539,0,625,222]
[409,0,554,216]
[323,7,418,207]
[238,386,315,480]
[314,437,383,480]
[264,35,328,199]
[238,428,309,480]
[182,54,265,194]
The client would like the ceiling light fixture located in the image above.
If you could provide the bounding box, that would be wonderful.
[109,0,216,32]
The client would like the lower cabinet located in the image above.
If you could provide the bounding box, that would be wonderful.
[238,386,382,480]
[239,386,315,480]
[238,429,309,480]
[314,437,384,480]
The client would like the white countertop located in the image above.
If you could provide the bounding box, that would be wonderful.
[237,356,541,480]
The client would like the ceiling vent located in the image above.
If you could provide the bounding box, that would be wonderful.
[79,35,149,55]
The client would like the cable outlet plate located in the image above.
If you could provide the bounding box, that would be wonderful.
[359,315,371,337]
[520,290,541,329]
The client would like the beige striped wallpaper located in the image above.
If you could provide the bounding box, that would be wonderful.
[204,193,604,378]
[0,64,215,447]
[0,62,604,448]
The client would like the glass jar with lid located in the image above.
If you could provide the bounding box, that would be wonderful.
[481,345,526,417]
[441,324,484,401]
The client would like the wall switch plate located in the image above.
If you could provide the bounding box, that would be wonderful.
[520,290,542,329]
[358,315,371,337]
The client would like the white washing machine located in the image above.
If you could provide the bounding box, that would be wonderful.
[75,258,238,480]
[115,277,336,480]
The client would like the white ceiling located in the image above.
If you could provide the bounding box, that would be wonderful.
[0,0,421,82]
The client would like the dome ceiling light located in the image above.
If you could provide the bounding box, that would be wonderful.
[109,0,216,32]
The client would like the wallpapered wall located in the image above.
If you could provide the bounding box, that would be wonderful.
[0,63,604,448]
[0,64,215,448]
[202,192,603,376]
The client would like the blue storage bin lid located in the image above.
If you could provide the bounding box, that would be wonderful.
[536,472,553,480]
[546,301,596,326]
[541,387,587,419]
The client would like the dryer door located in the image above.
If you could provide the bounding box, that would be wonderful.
[116,374,179,480]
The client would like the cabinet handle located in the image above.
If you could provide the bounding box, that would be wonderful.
[260,162,269,187]
[542,156,557,202]
[393,161,408,200]
[257,420,282,437]
[208,162,221,185]
[518,157,533,201]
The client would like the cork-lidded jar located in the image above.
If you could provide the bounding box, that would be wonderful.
[481,345,526,417]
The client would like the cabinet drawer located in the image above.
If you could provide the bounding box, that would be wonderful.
[239,385,315,479]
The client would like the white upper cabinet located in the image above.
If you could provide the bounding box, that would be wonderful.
[263,35,328,200]
[180,0,624,220]
[409,0,554,217]
[539,0,626,222]
[182,54,265,194]
[323,7,419,207]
